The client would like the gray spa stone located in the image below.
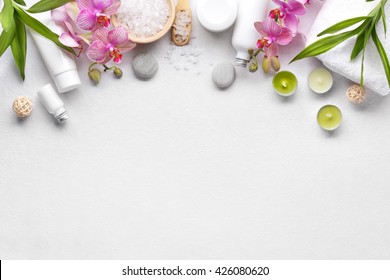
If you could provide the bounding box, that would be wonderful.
[132,53,159,80]
[212,61,236,89]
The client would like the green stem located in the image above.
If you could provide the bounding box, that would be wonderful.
[103,64,117,72]
[88,62,98,72]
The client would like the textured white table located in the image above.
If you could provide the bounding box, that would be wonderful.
[1,0,390,259]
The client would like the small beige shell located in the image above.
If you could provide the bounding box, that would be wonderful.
[346,84,366,104]
[13,96,33,118]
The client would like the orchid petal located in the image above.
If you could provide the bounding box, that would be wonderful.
[288,0,306,15]
[254,22,263,35]
[77,9,97,30]
[66,2,80,22]
[276,27,293,45]
[59,33,80,48]
[103,0,121,15]
[283,13,298,35]
[64,21,76,36]
[51,7,68,23]
[77,0,94,11]
[92,28,110,45]
[261,18,282,37]
[91,0,113,11]
[116,40,136,53]
[272,0,290,9]
[87,40,109,63]
[107,27,129,46]
[265,43,279,57]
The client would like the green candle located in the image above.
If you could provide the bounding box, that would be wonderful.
[272,71,298,96]
[317,105,342,131]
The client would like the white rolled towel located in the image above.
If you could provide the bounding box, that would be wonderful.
[307,0,390,96]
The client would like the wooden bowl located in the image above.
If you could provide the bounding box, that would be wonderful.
[112,0,176,44]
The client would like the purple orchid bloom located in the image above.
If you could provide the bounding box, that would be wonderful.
[76,0,121,31]
[271,0,306,35]
[86,27,136,64]
[52,2,91,51]
[255,18,293,50]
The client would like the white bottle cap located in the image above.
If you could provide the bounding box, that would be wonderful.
[197,0,237,33]
[54,69,81,93]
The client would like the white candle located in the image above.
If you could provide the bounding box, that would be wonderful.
[308,68,333,94]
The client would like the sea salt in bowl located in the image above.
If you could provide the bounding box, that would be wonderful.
[112,0,175,44]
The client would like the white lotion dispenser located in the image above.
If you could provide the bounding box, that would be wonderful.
[232,0,269,67]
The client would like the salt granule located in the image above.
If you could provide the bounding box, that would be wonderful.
[173,11,191,44]
[117,0,170,38]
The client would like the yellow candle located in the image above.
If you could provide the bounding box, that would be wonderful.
[308,68,333,94]
[272,71,298,97]
[317,105,342,131]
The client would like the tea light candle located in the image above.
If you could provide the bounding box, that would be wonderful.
[308,68,333,94]
[317,105,342,131]
[272,71,298,97]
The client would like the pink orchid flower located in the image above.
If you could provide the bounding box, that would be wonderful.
[52,2,92,50]
[264,43,278,58]
[77,0,121,31]
[270,0,306,35]
[255,18,293,50]
[86,27,136,64]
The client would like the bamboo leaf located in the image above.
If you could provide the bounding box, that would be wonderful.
[381,2,387,35]
[14,7,75,55]
[317,17,370,37]
[13,0,27,6]
[291,31,357,63]
[371,27,390,88]
[0,19,16,57]
[360,48,366,86]
[0,0,14,31]
[27,0,73,13]
[11,14,27,80]
[351,30,368,60]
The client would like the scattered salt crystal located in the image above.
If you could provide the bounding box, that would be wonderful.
[116,0,170,38]
[175,65,182,71]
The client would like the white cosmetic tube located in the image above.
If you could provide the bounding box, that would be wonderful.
[232,0,269,67]
[29,17,81,93]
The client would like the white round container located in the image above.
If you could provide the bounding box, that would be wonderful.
[197,0,238,33]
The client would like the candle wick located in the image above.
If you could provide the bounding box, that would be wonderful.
[282,82,287,88]
[326,113,332,119]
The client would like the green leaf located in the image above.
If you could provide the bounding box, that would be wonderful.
[27,0,73,13]
[291,31,357,63]
[0,0,14,31]
[13,0,27,6]
[13,7,75,55]
[381,1,387,35]
[350,30,367,60]
[360,48,366,86]
[0,19,16,57]
[371,27,390,88]
[317,17,371,37]
[11,14,27,80]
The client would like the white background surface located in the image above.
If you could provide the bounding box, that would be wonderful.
[1,0,390,259]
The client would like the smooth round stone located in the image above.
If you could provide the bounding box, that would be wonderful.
[212,62,236,88]
[132,53,159,79]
